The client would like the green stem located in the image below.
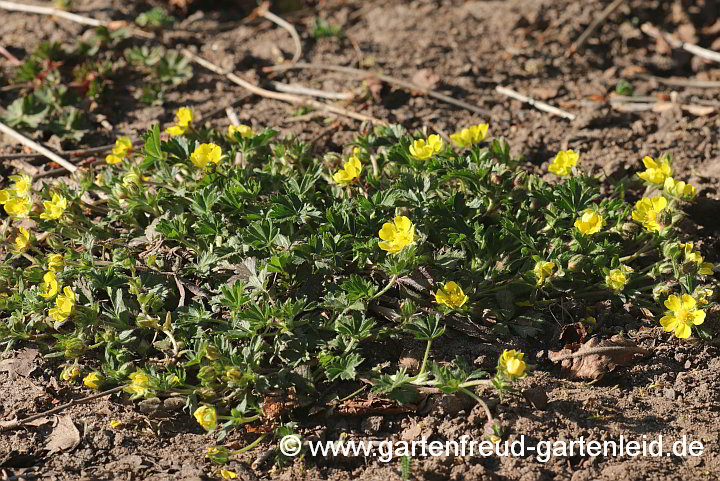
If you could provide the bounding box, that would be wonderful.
[231,433,269,455]
[459,387,493,426]
[418,339,432,376]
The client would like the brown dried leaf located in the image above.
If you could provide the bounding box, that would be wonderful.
[0,348,38,380]
[549,336,648,381]
[45,416,81,455]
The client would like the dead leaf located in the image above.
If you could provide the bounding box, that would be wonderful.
[411,68,441,91]
[45,416,81,455]
[0,348,39,380]
[557,322,589,345]
[549,336,649,381]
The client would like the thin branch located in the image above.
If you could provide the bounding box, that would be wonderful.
[641,23,720,64]
[0,121,77,172]
[0,385,126,431]
[549,345,650,362]
[495,86,576,120]
[0,142,129,162]
[264,63,491,116]
[182,49,384,125]
[0,45,21,65]
[269,80,354,100]
[0,0,105,27]
[636,73,720,89]
[256,2,302,64]
[567,0,625,57]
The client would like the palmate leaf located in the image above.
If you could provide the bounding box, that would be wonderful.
[320,352,363,381]
[372,368,419,404]
[3,95,49,128]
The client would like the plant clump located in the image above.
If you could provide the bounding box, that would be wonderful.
[0,113,716,462]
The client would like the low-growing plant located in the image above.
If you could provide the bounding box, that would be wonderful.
[1,26,192,142]
[0,113,716,462]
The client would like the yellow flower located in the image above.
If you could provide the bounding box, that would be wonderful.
[11,227,30,254]
[166,125,187,136]
[409,134,443,159]
[105,154,123,165]
[378,216,416,253]
[125,370,151,397]
[499,349,527,378]
[40,271,58,298]
[83,372,104,390]
[48,254,64,272]
[637,156,672,185]
[166,107,193,136]
[0,189,11,204]
[664,177,696,199]
[113,137,132,157]
[4,196,32,218]
[574,209,604,235]
[684,250,713,275]
[194,405,217,431]
[110,420,124,428]
[435,281,469,308]
[660,294,705,339]
[533,261,554,286]
[695,287,713,306]
[49,286,75,323]
[332,156,363,185]
[228,124,253,138]
[450,124,489,147]
[61,365,82,382]
[605,265,633,292]
[39,193,68,220]
[631,196,667,232]
[548,150,578,176]
[191,143,223,169]
[220,470,237,480]
[9,174,32,197]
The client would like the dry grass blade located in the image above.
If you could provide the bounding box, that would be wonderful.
[182,49,385,125]
[256,2,303,64]
[264,62,491,116]
[495,86,576,120]
[0,0,105,27]
[641,23,720,64]
[567,0,625,57]
[0,121,77,172]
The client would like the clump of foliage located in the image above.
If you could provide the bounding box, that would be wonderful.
[0,114,716,462]
[1,24,192,143]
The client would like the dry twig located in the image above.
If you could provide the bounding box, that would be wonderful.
[255,2,302,64]
[567,0,625,57]
[182,49,384,125]
[0,0,104,27]
[495,86,576,120]
[0,45,21,65]
[0,385,126,431]
[265,63,491,116]
[269,81,354,100]
[641,23,720,64]
[0,121,77,172]
[636,73,720,89]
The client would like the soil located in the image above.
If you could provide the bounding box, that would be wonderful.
[1,0,720,480]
